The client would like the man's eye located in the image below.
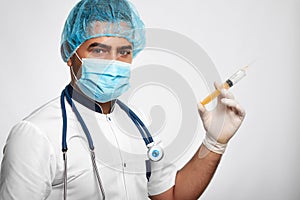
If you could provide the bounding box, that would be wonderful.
[92,48,107,54]
[119,50,132,56]
[88,48,109,58]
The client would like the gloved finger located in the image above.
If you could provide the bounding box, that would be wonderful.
[214,82,227,102]
[221,98,246,117]
[214,81,223,91]
[197,102,207,118]
[214,81,233,99]
[220,88,235,100]
[197,102,212,123]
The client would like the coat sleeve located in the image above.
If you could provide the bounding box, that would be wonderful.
[0,121,56,200]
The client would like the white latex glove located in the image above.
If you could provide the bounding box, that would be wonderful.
[198,82,246,154]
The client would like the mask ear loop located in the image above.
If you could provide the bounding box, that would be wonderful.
[70,66,79,82]
[70,52,83,82]
[74,52,83,63]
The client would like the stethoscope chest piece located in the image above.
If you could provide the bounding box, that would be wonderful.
[147,142,164,162]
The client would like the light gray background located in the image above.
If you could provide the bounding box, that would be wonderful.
[0,0,299,199]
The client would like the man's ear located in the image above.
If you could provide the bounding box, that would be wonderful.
[67,58,72,67]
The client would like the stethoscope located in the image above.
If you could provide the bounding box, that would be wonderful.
[60,86,164,200]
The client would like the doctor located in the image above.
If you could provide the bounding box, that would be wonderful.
[0,0,245,199]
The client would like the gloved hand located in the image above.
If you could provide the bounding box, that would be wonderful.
[198,82,246,154]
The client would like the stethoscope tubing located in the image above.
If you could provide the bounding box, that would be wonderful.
[61,88,106,199]
[116,100,154,145]
[60,86,162,199]
[62,89,95,150]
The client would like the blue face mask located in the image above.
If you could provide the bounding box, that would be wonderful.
[72,57,131,103]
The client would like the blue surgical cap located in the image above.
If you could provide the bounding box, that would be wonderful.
[60,0,145,62]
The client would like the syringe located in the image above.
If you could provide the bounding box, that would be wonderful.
[201,66,248,105]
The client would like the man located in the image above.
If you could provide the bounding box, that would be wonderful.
[0,0,245,199]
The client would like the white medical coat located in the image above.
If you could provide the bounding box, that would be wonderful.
[0,89,177,200]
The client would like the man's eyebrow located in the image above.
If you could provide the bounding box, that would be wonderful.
[117,45,133,51]
[88,42,112,50]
